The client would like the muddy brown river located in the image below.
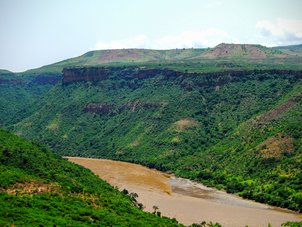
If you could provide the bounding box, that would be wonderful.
[67,157,301,226]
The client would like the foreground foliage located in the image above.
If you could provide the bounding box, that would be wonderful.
[282,221,302,227]
[0,129,181,226]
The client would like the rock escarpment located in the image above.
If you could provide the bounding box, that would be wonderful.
[62,67,182,84]
[62,67,112,84]
[62,67,302,85]
[84,103,114,114]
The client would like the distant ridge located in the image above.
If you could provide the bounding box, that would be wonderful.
[202,43,287,59]
[273,44,302,57]
[71,43,291,63]
[0,69,13,74]
[22,43,302,74]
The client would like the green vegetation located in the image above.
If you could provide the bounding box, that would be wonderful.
[172,86,302,211]
[0,71,58,126]
[1,44,301,219]
[7,66,302,212]
[0,129,181,226]
[282,221,302,227]
[274,44,302,57]
[0,69,13,74]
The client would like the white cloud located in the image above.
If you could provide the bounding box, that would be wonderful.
[154,29,234,49]
[256,18,302,46]
[94,29,235,50]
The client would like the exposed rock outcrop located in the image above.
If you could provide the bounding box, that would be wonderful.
[256,93,302,124]
[257,134,294,158]
[62,67,182,85]
[84,103,114,114]
[62,67,112,84]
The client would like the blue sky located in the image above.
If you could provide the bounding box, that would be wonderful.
[1,0,302,72]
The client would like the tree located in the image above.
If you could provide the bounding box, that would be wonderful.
[152,205,159,214]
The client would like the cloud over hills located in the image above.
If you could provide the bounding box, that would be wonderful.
[256,18,302,46]
[95,18,302,51]
[95,28,236,50]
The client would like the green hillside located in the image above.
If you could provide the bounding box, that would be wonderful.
[274,44,302,57]
[173,85,302,211]
[0,129,181,226]
[0,69,13,74]
[275,44,302,51]
[0,71,60,126]
[10,66,302,211]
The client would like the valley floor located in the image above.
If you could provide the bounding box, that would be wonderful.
[67,157,302,227]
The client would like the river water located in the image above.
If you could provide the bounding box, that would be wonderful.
[67,157,301,226]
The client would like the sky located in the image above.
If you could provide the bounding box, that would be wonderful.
[0,0,302,72]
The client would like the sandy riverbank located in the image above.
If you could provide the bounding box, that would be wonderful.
[67,157,301,226]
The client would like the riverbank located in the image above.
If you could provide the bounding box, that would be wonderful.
[67,157,301,226]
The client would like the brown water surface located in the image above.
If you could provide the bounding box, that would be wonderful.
[67,157,301,226]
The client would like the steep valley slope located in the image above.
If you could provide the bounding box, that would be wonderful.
[0,129,181,226]
[0,70,60,126]
[8,66,302,212]
[1,44,302,215]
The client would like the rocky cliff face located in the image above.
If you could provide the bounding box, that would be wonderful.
[62,67,112,84]
[84,103,114,114]
[62,67,182,84]
[63,67,302,85]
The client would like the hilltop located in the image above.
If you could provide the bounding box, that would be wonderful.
[0,69,13,74]
[202,43,287,59]
[273,44,302,57]
[23,43,302,74]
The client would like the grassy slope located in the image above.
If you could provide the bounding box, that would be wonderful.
[274,44,302,57]
[23,48,206,74]
[0,129,181,226]
[276,44,302,50]
[12,68,302,211]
